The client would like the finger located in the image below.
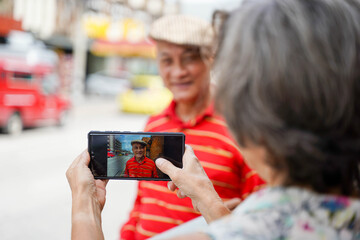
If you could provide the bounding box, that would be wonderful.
[66,152,83,180]
[224,197,241,211]
[95,179,107,190]
[78,149,90,166]
[176,189,187,199]
[185,144,195,155]
[69,152,82,170]
[66,150,90,180]
[70,149,88,169]
[182,145,197,168]
[167,181,177,192]
[155,158,179,178]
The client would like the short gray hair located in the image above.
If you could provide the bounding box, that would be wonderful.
[215,0,360,195]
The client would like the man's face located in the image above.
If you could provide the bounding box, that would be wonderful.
[132,143,145,159]
[156,41,211,104]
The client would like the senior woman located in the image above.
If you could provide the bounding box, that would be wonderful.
[155,0,360,238]
[67,0,360,239]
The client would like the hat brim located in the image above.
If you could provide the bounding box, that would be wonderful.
[131,140,147,146]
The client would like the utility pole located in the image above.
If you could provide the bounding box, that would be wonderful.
[71,0,88,103]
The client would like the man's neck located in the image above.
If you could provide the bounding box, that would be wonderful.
[135,156,145,163]
[176,90,212,123]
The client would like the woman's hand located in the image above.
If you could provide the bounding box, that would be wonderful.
[156,145,231,223]
[66,150,108,210]
[224,198,241,211]
[66,150,108,240]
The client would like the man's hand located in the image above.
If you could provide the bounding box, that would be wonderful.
[156,145,231,223]
[66,150,108,240]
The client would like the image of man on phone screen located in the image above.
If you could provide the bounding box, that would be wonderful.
[123,140,159,178]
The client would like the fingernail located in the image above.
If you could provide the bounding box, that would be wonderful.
[155,158,164,166]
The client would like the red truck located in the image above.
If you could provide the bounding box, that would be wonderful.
[0,46,71,135]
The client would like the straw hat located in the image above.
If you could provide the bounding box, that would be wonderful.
[149,15,214,48]
[131,140,147,146]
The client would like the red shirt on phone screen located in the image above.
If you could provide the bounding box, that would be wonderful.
[124,156,159,178]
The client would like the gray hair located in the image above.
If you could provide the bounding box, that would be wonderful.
[215,0,360,195]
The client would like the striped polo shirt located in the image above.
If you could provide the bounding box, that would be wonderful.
[124,156,159,178]
[120,101,266,240]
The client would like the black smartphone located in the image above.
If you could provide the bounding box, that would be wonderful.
[88,131,185,180]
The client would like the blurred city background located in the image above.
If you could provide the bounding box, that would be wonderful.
[0,0,239,239]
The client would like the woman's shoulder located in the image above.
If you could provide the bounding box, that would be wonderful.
[203,187,360,240]
[237,187,360,216]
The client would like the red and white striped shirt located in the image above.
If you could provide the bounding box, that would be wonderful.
[124,156,159,178]
[120,101,266,240]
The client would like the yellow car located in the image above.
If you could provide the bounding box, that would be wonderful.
[118,74,173,114]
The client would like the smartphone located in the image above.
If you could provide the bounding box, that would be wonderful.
[88,131,185,180]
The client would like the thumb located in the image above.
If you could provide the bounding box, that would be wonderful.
[81,150,90,166]
[224,197,241,211]
[156,158,178,177]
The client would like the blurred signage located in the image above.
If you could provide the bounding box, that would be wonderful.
[84,14,155,58]
[90,39,156,58]
[82,13,111,39]
[83,15,146,43]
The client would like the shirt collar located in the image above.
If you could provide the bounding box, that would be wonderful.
[131,156,147,164]
[161,100,215,128]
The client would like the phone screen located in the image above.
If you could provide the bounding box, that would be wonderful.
[88,131,185,180]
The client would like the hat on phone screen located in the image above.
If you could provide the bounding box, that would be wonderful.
[131,140,147,146]
[149,15,214,48]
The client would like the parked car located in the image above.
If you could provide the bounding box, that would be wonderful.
[0,45,71,135]
[107,150,115,158]
[86,70,132,96]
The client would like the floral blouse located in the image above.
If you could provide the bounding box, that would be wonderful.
[204,187,360,240]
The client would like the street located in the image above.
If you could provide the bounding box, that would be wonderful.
[108,154,134,176]
[0,97,148,240]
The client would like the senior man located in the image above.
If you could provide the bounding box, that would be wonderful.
[123,140,158,178]
[119,15,265,240]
